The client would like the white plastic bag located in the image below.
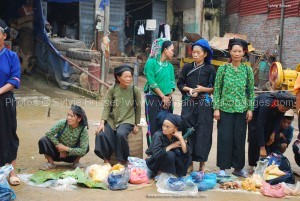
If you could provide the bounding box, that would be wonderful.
[156,173,198,196]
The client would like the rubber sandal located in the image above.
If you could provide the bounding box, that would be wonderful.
[232,169,249,178]
[217,170,227,177]
[39,163,56,170]
[9,176,20,186]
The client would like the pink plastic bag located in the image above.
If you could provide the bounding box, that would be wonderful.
[129,168,149,184]
[260,181,285,198]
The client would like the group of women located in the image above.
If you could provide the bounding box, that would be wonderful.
[1,17,296,187]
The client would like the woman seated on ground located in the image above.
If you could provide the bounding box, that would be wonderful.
[146,114,191,177]
[38,105,89,170]
[94,65,141,165]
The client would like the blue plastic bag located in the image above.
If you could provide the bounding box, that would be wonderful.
[108,168,130,190]
[0,165,16,200]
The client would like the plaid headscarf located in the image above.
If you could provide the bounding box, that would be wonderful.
[149,38,171,61]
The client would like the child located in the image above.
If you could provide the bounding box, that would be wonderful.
[146,114,191,177]
[277,109,294,154]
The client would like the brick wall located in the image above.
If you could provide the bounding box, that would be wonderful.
[227,14,300,69]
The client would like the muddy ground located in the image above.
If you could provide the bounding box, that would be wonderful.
[9,74,300,201]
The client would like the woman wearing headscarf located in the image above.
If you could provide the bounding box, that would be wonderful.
[144,38,175,146]
[177,39,215,172]
[38,105,89,169]
[0,19,21,185]
[213,38,254,177]
[94,65,141,164]
[146,113,191,177]
[248,91,295,169]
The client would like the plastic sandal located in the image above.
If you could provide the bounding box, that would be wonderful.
[232,169,249,178]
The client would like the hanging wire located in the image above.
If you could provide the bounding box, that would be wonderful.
[127,1,152,13]
[126,0,151,6]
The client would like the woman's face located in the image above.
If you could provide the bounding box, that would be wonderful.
[229,45,245,62]
[67,110,81,128]
[0,31,6,47]
[117,71,133,87]
[162,120,177,135]
[192,46,207,64]
[163,44,174,60]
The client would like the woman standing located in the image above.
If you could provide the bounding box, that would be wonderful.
[0,20,21,185]
[177,39,215,171]
[38,105,89,169]
[144,38,175,146]
[213,38,254,177]
[95,65,141,164]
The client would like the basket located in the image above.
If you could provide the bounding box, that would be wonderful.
[110,126,143,165]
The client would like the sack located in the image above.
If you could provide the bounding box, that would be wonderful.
[129,168,149,184]
[267,153,295,184]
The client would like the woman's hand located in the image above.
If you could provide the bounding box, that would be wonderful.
[214,110,220,120]
[95,121,105,135]
[260,147,267,157]
[162,96,171,109]
[246,110,253,122]
[194,85,204,93]
[56,143,68,152]
[59,151,67,159]
[266,132,275,146]
[132,125,139,134]
[173,131,183,141]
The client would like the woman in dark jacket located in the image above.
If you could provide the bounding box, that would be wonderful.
[177,39,215,172]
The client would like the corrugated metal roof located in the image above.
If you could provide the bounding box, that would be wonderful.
[239,0,269,16]
[267,0,300,19]
[226,0,240,14]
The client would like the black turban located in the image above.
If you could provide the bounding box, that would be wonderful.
[165,113,182,131]
[228,38,248,51]
[70,105,88,129]
[0,19,10,39]
[272,91,296,108]
[114,64,133,75]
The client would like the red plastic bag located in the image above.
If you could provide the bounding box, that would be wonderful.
[129,168,149,184]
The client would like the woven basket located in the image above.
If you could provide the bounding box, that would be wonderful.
[110,126,143,165]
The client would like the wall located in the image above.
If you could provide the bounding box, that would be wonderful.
[110,0,125,53]
[202,8,220,40]
[183,8,195,33]
[228,13,300,69]
[79,1,95,48]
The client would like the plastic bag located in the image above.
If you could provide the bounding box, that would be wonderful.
[49,177,77,191]
[128,157,152,178]
[197,173,217,191]
[156,173,198,196]
[0,165,16,200]
[108,168,130,190]
[129,168,149,184]
[86,164,111,183]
